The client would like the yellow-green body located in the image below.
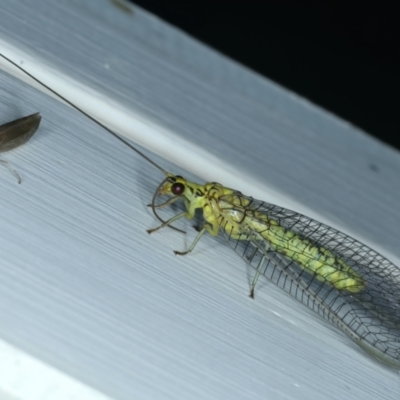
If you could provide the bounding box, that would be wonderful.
[158,175,364,293]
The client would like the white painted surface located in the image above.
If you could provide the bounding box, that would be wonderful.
[0,340,112,400]
[0,0,399,399]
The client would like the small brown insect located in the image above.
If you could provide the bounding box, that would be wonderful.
[0,112,41,183]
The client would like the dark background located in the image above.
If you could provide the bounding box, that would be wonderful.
[131,1,400,151]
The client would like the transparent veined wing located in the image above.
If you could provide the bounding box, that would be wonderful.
[217,191,400,368]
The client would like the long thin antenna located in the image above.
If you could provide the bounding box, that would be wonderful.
[0,53,168,175]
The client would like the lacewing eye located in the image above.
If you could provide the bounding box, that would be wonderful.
[0,112,41,152]
[171,182,185,195]
[0,112,41,183]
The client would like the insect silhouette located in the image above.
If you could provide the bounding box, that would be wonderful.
[0,112,41,183]
[1,52,399,369]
